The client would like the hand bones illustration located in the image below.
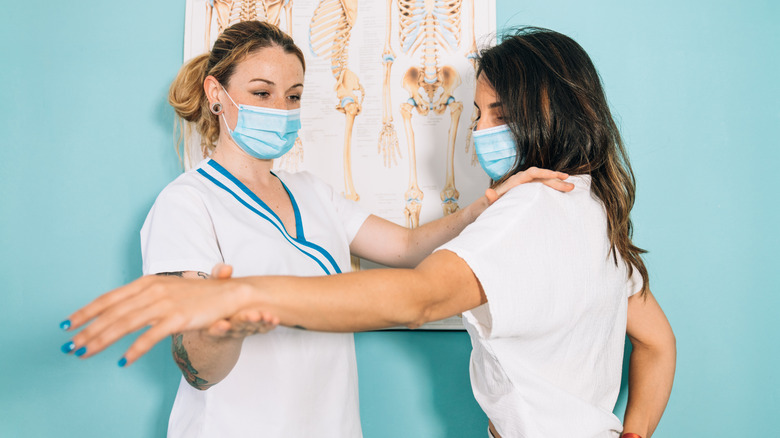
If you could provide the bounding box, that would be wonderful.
[379,0,476,228]
[309,0,364,201]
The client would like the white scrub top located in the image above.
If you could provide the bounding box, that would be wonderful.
[438,176,643,438]
[141,159,369,438]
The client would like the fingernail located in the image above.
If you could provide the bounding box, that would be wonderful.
[59,320,71,331]
[74,347,87,357]
[118,357,127,367]
[61,341,75,353]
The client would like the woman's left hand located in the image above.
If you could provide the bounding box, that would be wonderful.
[485,167,574,204]
[207,310,279,338]
[205,264,280,337]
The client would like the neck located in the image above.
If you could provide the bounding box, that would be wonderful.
[211,133,276,187]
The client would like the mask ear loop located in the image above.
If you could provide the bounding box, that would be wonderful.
[218,84,240,135]
[221,84,240,109]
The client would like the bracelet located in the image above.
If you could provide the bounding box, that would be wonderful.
[621,434,643,438]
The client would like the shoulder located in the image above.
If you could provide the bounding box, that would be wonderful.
[480,182,546,225]
[491,174,594,216]
[150,164,215,212]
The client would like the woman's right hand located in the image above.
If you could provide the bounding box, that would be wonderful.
[485,166,574,204]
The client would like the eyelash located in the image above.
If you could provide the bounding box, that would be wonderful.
[253,92,301,102]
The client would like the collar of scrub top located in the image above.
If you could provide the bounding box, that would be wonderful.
[197,159,342,275]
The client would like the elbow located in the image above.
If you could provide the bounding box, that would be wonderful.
[402,303,435,330]
[663,324,677,355]
[183,375,217,391]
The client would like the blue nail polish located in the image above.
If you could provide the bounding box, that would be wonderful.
[74,347,87,357]
[59,320,71,331]
[61,341,75,353]
[118,357,127,367]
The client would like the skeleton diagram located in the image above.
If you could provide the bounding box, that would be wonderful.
[308,0,364,202]
[205,0,293,42]
[203,0,304,170]
[378,0,477,228]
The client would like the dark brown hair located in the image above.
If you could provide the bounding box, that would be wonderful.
[169,20,305,159]
[477,27,649,295]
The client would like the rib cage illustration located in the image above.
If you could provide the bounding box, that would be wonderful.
[204,0,303,171]
[308,0,364,202]
[206,0,293,40]
[379,0,476,229]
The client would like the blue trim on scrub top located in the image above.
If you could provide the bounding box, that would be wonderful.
[196,169,333,275]
[198,160,341,275]
[207,160,303,239]
[270,170,305,241]
[206,160,342,274]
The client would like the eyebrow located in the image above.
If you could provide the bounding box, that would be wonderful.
[473,101,502,109]
[250,78,304,89]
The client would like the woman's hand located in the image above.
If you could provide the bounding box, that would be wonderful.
[60,266,254,367]
[205,264,279,338]
[207,310,279,338]
[485,167,574,204]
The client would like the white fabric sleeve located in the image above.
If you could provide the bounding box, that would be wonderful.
[627,264,644,297]
[437,185,544,339]
[300,171,370,244]
[140,184,223,275]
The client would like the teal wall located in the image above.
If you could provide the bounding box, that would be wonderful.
[1,1,777,436]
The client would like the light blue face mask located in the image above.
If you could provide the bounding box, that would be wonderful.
[221,87,301,160]
[472,124,519,181]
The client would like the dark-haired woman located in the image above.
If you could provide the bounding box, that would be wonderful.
[64,27,674,438]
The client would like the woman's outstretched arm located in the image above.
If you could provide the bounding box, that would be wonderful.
[622,291,677,437]
[158,269,276,389]
[62,250,482,366]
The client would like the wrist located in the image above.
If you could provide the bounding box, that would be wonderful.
[470,195,490,218]
[232,276,275,319]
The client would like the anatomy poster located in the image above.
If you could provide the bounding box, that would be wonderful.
[184,0,496,329]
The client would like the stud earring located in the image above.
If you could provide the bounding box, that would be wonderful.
[210,102,223,115]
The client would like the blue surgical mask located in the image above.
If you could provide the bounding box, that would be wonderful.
[472,124,519,181]
[221,87,301,160]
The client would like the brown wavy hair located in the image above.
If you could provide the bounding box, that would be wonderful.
[477,27,649,295]
[169,20,305,162]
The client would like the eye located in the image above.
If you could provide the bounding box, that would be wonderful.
[287,94,301,102]
[253,91,271,98]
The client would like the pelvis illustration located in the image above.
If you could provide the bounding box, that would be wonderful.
[378,0,478,229]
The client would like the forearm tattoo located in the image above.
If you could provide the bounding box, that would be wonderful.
[156,271,184,277]
[155,271,212,389]
[156,271,209,279]
[171,333,214,390]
